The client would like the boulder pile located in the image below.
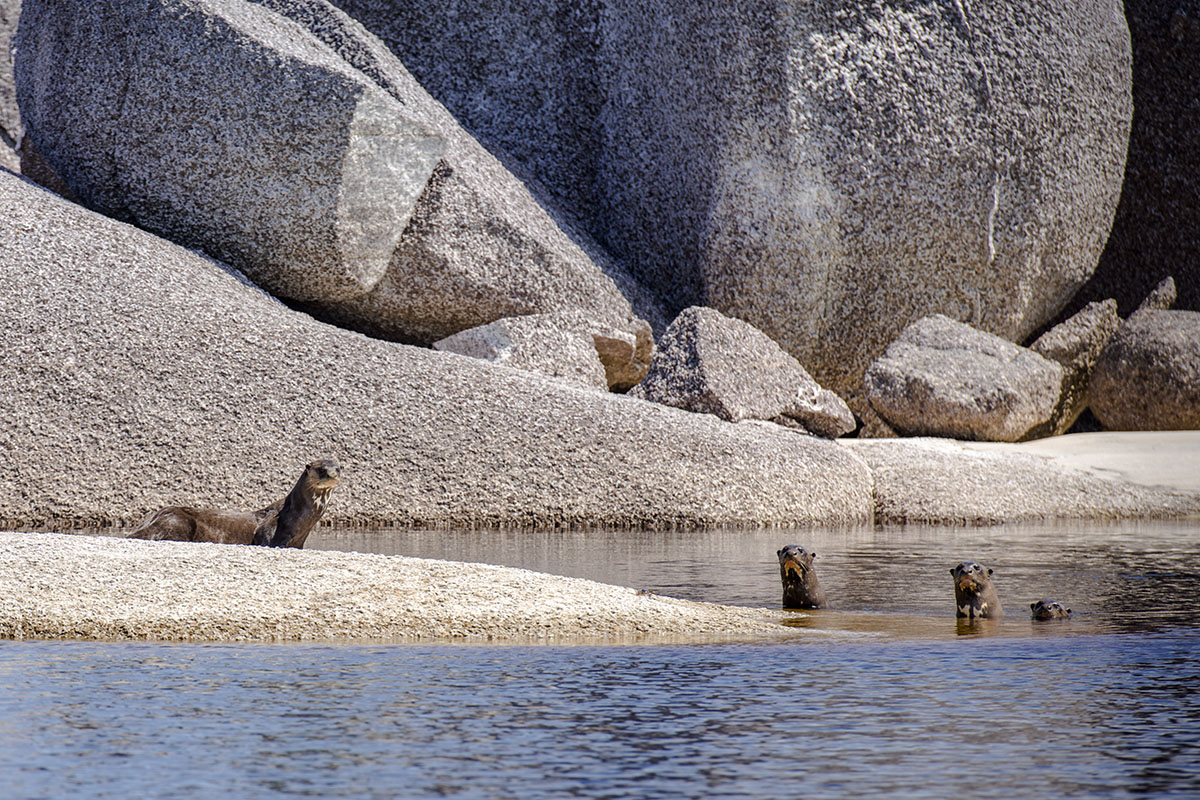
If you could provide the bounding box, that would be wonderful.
[0,0,1195,531]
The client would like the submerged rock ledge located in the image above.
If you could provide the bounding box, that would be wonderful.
[0,532,787,643]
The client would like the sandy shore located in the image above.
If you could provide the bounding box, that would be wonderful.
[972,430,1200,494]
[0,532,791,644]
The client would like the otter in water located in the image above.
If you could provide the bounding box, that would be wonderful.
[127,459,341,547]
[777,544,828,609]
[951,561,1003,619]
[1030,599,1071,620]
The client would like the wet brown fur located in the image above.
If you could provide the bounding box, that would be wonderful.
[777,544,828,609]
[127,459,341,548]
[951,561,1003,619]
[1030,599,1071,620]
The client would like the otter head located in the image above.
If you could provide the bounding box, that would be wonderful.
[778,545,816,582]
[1030,599,1071,620]
[950,561,992,594]
[304,459,342,491]
[951,561,1001,618]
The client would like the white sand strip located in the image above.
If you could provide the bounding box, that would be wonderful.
[970,431,1200,494]
[0,532,789,643]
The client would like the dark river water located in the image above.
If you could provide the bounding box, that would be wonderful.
[3,521,1199,798]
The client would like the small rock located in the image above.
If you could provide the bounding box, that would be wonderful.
[1091,309,1200,430]
[630,306,854,438]
[864,315,1063,442]
[1029,299,1120,437]
[1134,276,1176,314]
[433,313,609,392]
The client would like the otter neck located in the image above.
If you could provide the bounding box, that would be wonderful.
[270,477,330,547]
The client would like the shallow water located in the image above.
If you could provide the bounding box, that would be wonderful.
[3,520,1200,798]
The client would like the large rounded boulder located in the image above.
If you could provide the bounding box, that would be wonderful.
[601,1,1133,393]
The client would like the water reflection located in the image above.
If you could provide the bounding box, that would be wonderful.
[305,519,1200,639]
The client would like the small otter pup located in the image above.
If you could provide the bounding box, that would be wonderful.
[1030,599,1072,620]
[951,561,1003,619]
[777,544,828,609]
[127,459,341,548]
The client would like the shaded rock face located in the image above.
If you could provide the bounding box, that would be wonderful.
[1070,2,1200,317]
[630,306,854,439]
[328,0,606,227]
[16,0,658,347]
[248,0,666,343]
[864,315,1063,443]
[601,1,1132,394]
[0,170,873,529]
[1091,310,1200,431]
[1134,275,1176,314]
[1029,300,1121,437]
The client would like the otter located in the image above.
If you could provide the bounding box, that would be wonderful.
[1030,599,1071,620]
[777,544,828,609]
[127,459,341,547]
[951,561,1003,619]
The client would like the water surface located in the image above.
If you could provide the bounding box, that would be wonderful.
[2,520,1198,798]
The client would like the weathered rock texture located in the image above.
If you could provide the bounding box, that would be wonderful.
[630,306,854,439]
[864,315,1063,442]
[306,2,1134,394]
[843,437,1200,526]
[0,0,19,172]
[601,1,1132,394]
[433,312,610,393]
[16,0,660,346]
[1070,2,1200,317]
[0,532,787,642]
[0,171,872,530]
[1091,309,1200,430]
[1029,299,1121,437]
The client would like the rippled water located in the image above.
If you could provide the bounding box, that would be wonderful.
[3,520,1199,798]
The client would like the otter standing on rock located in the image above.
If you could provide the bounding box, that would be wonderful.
[951,561,1003,619]
[777,544,828,609]
[1030,599,1072,620]
[127,459,341,547]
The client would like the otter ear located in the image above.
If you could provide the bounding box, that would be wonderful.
[777,548,785,557]
[1030,602,1037,610]
[949,567,956,576]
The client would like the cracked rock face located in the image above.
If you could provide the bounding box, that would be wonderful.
[864,315,1063,443]
[16,0,445,303]
[15,0,658,349]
